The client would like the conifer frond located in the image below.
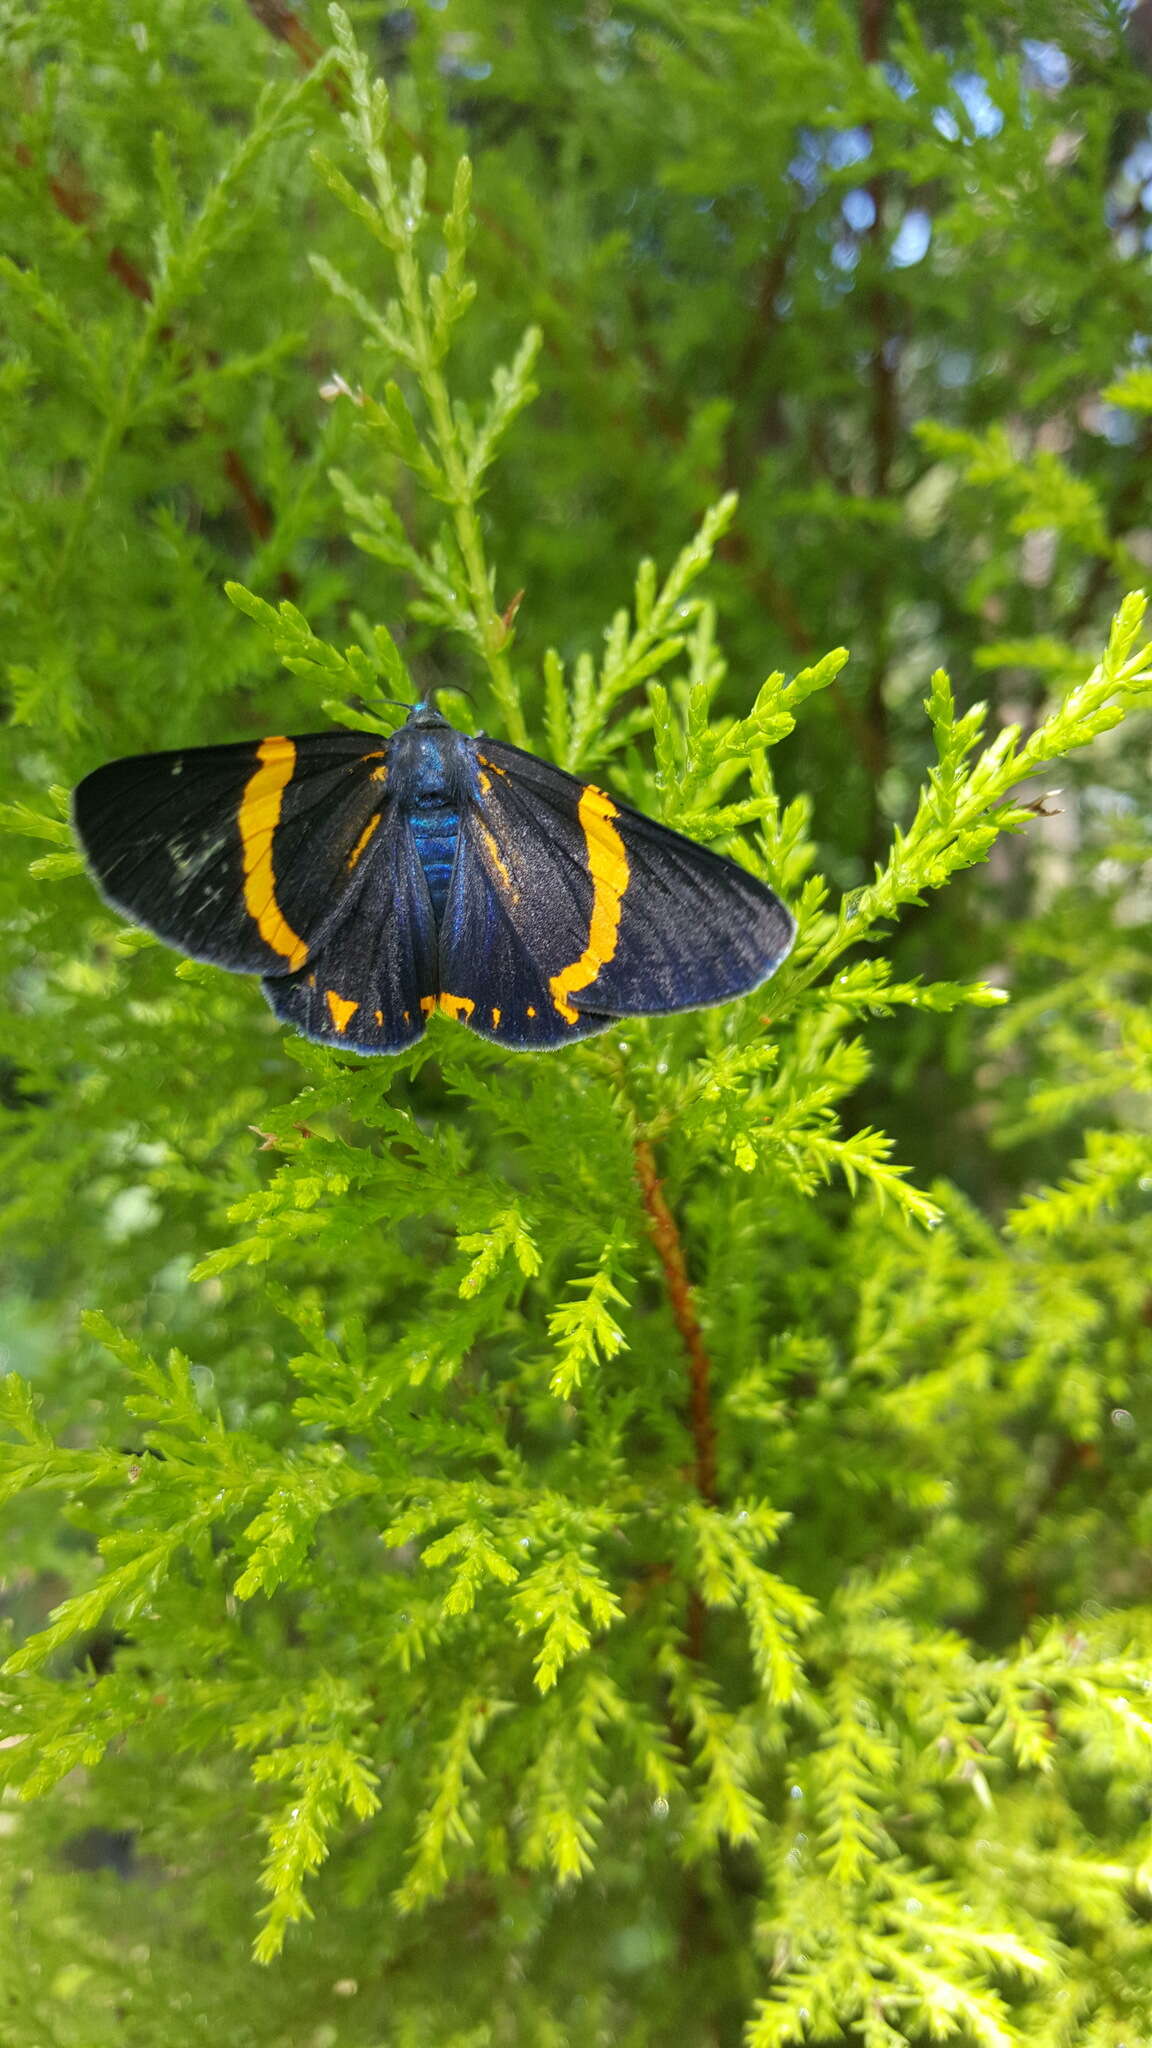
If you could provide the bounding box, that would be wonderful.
[252,1737,381,1963]
[6,2,1152,2034]
[394,1696,493,1913]
[547,1251,632,1398]
[509,1549,624,1692]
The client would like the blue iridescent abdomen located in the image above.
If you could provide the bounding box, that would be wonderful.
[389,720,468,921]
[410,801,461,918]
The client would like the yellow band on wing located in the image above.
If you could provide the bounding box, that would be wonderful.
[549,785,629,1024]
[238,738,308,970]
[346,814,380,871]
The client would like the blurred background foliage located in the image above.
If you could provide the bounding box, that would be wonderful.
[3,2,1152,2043]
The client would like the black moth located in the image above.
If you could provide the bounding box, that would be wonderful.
[73,703,795,1053]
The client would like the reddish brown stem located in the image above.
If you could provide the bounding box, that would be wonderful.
[633,1136,717,1505]
[106,246,153,303]
[244,0,324,65]
[14,144,154,301]
[11,135,290,570]
[244,0,347,104]
[221,447,274,543]
[857,0,897,860]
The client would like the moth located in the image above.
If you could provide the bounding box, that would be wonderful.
[73,703,795,1052]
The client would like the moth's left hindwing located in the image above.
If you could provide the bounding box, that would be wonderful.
[73,732,389,975]
[262,805,438,1054]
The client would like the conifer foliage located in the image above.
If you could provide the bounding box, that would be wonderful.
[3,4,1152,2042]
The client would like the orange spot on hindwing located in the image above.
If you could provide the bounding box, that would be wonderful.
[439,992,475,1023]
[237,739,308,969]
[325,989,359,1033]
[419,992,477,1023]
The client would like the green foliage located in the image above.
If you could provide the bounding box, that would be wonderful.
[3,3,1152,2044]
